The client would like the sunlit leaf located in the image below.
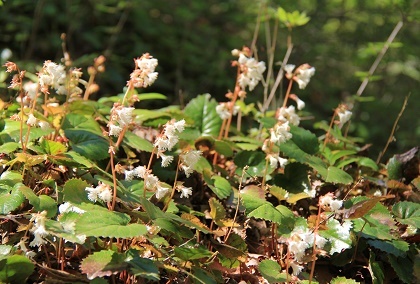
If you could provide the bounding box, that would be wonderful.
[367,239,409,257]
[208,175,232,199]
[19,185,57,218]
[174,244,213,261]
[81,250,127,280]
[40,139,67,155]
[259,259,287,283]
[326,166,353,184]
[63,178,91,204]
[208,197,226,222]
[392,201,420,228]
[330,277,359,284]
[0,183,25,214]
[233,150,266,177]
[0,142,19,154]
[123,131,153,152]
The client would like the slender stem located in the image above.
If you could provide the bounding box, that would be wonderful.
[83,72,96,100]
[322,110,337,151]
[376,94,410,164]
[109,145,118,211]
[162,158,181,212]
[281,79,294,108]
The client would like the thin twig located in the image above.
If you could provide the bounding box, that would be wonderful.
[356,21,403,96]
[376,94,410,164]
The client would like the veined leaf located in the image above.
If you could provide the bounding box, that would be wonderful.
[392,201,420,228]
[174,244,213,261]
[40,139,67,155]
[184,93,222,137]
[259,259,287,283]
[0,183,25,214]
[81,250,127,280]
[65,129,109,160]
[19,185,57,218]
[125,249,160,281]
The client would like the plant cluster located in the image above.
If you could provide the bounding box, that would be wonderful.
[0,6,419,284]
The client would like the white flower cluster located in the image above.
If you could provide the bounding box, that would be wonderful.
[285,64,316,90]
[29,211,49,247]
[270,121,292,144]
[108,105,135,137]
[124,165,169,199]
[329,220,352,254]
[38,61,83,96]
[267,153,288,169]
[215,102,240,120]
[154,119,186,167]
[232,49,266,91]
[85,182,113,203]
[180,150,202,177]
[319,193,343,212]
[287,226,327,261]
[277,105,300,126]
[59,202,85,214]
[130,53,158,88]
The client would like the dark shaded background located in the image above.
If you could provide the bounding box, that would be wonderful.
[1,0,419,161]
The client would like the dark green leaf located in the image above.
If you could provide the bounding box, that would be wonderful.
[81,250,127,280]
[259,259,287,283]
[388,254,414,284]
[0,255,35,283]
[233,150,266,177]
[123,131,153,152]
[367,239,409,257]
[125,249,160,281]
[65,129,109,160]
[174,244,213,261]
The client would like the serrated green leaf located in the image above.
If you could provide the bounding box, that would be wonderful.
[191,267,218,284]
[208,176,232,199]
[40,139,67,155]
[0,183,25,214]
[65,129,109,160]
[388,254,414,284]
[184,94,222,137]
[367,239,409,257]
[63,151,95,168]
[63,178,90,204]
[330,277,359,284]
[214,139,233,157]
[75,210,147,238]
[259,259,287,283]
[289,125,320,155]
[61,113,102,135]
[326,166,353,184]
[0,142,19,154]
[19,185,57,218]
[216,233,247,269]
[0,255,35,283]
[125,249,160,281]
[392,201,420,228]
[208,197,226,222]
[174,244,213,261]
[233,150,266,177]
[123,131,153,152]
[248,203,287,225]
[4,119,54,142]
[240,185,266,213]
[81,250,127,280]
[272,162,311,193]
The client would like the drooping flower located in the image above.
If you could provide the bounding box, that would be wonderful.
[277,105,300,126]
[295,64,315,89]
[319,193,343,212]
[180,150,202,177]
[286,226,327,261]
[289,261,304,276]
[235,51,266,91]
[268,153,288,169]
[337,109,352,129]
[154,119,186,152]
[85,182,113,203]
[29,211,49,247]
[155,182,170,199]
[59,202,85,214]
[270,121,292,144]
[179,186,193,198]
[216,102,240,120]
[27,114,37,126]
[116,107,135,127]
[160,153,174,167]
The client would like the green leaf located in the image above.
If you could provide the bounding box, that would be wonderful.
[137,92,167,101]
[233,150,266,177]
[75,210,147,238]
[357,157,378,171]
[19,185,57,218]
[133,109,170,123]
[81,250,127,280]
[259,259,287,283]
[388,254,414,284]
[214,139,234,157]
[240,185,266,213]
[0,142,19,154]
[125,249,160,281]
[319,219,352,255]
[216,233,247,269]
[0,183,25,214]
[330,277,359,284]
[289,125,319,155]
[248,203,288,225]
[208,197,226,221]
[63,151,95,168]
[392,201,420,228]
[0,255,35,283]
[123,131,153,152]
[367,239,409,257]
[65,129,109,160]
[387,155,403,180]
[40,139,67,155]
[63,178,90,204]
[184,94,222,137]
[208,176,232,199]
[272,163,311,193]
[61,113,102,135]
[174,244,213,261]
[325,166,353,184]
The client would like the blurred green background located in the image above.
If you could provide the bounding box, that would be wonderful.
[1,0,419,161]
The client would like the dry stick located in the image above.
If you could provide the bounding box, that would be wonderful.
[376,94,410,164]
[261,43,293,113]
[356,21,403,96]
[309,203,323,284]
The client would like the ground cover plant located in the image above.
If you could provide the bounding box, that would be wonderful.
[0,5,419,284]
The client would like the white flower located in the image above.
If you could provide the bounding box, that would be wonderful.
[131,53,159,88]
[237,53,266,91]
[85,183,112,203]
[59,202,85,214]
[289,261,304,276]
[29,211,49,247]
[23,81,38,101]
[155,182,169,199]
[159,153,174,167]
[277,105,300,126]
[179,186,193,198]
[296,97,305,110]
[1,48,12,61]
[173,119,186,132]
[39,61,67,94]
[216,102,240,120]
[337,110,352,128]
[133,166,147,178]
[284,64,296,76]
[268,154,288,169]
[180,150,202,168]
[109,124,123,137]
[181,165,194,177]
[295,66,315,89]
[116,107,134,127]
[38,121,51,130]
[154,119,185,151]
[303,181,316,198]
[144,173,159,190]
[287,226,327,261]
[270,121,292,144]
[329,220,352,254]
[27,114,37,126]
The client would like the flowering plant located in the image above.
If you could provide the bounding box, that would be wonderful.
[0,6,418,284]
